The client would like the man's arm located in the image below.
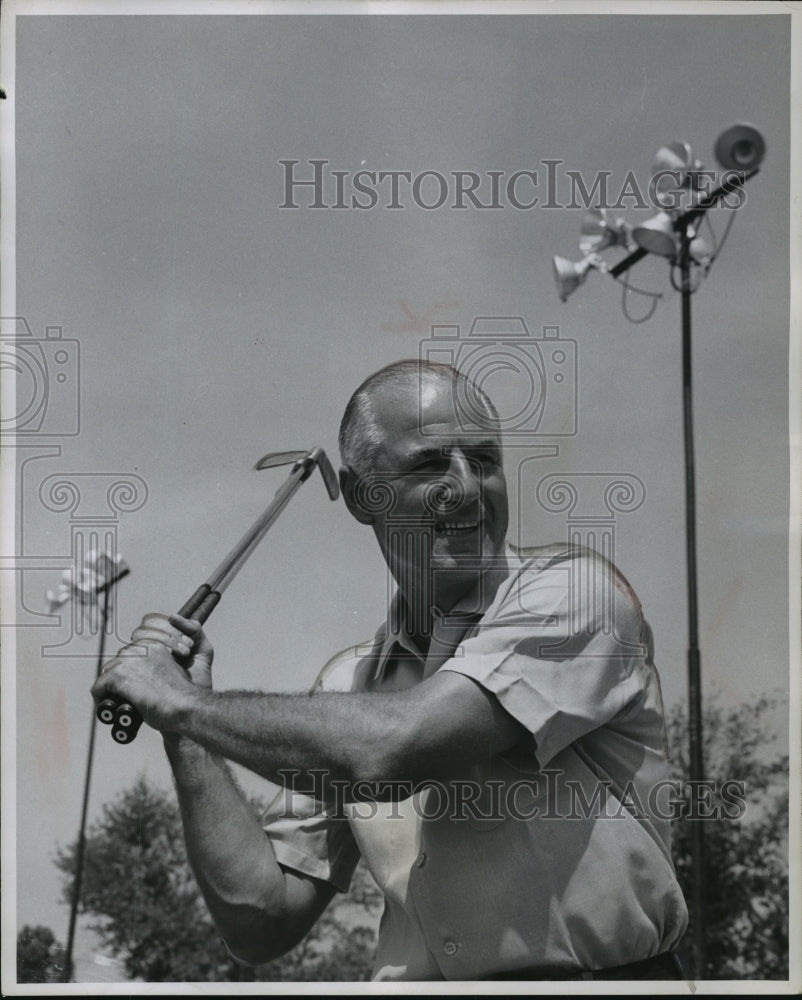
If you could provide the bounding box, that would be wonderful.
[92,617,526,799]
[118,615,337,965]
[163,735,337,965]
[173,672,523,796]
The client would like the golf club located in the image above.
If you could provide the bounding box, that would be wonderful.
[97,447,339,744]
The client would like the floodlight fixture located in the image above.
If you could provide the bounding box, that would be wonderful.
[632,211,677,258]
[552,252,604,302]
[714,122,766,172]
[689,236,712,267]
[653,139,703,186]
[579,208,632,254]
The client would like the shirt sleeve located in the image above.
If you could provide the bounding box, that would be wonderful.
[222,794,360,965]
[256,644,370,893]
[438,549,650,769]
[260,785,361,893]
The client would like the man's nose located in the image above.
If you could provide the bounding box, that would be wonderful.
[442,449,481,506]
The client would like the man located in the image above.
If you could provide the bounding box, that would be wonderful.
[92,359,688,981]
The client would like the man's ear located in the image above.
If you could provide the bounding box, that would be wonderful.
[339,466,375,525]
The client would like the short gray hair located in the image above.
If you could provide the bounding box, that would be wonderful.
[338,359,499,475]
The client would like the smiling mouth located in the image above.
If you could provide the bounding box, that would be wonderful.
[435,521,480,536]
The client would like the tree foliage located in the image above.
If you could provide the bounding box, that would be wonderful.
[667,693,789,979]
[17,924,65,984]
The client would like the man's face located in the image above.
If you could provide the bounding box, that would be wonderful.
[359,376,509,613]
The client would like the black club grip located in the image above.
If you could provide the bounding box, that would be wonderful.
[98,587,220,744]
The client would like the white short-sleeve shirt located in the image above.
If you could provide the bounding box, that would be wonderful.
[261,544,689,980]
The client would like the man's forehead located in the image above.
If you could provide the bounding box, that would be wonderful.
[371,374,497,436]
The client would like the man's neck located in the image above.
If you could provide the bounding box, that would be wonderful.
[394,554,510,650]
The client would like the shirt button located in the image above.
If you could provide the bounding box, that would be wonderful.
[415,851,426,868]
[443,940,458,957]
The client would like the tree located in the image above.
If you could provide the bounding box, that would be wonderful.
[55,776,381,982]
[667,693,789,979]
[17,924,66,984]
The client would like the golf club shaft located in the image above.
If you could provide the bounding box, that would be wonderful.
[205,462,308,596]
[100,457,316,745]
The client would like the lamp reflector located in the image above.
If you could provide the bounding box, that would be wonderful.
[553,255,594,302]
[713,123,766,172]
[579,209,608,252]
[580,208,607,238]
[632,212,677,258]
[579,208,631,253]
[651,139,705,206]
[653,140,696,179]
[689,236,712,266]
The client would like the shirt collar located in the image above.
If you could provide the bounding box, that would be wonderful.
[372,546,516,683]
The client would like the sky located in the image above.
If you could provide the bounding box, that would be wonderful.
[1,1,798,991]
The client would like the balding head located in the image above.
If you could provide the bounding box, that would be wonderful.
[338,359,500,476]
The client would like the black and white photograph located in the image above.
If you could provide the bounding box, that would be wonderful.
[1,1,799,993]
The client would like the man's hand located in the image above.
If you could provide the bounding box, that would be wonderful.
[90,613,213,733]
[134,613,215,688]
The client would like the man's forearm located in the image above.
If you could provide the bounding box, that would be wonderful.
[167,687,411,796]
[94,633,522,799]
[164,671,519,797]
[163,736,292,959]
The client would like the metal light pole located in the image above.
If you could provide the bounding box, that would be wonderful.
[47,552,129,983]
[551,123,765,979]
[677,212,707,977]
[617,209,711,974]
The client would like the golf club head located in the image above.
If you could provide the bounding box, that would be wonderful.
[254,447,340,501]
[255,450,309,470]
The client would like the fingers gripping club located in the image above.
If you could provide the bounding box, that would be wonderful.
[99,584,220,744]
